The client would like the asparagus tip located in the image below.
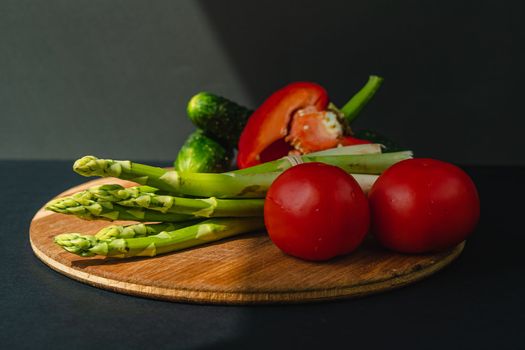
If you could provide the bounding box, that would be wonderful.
[54,233,97,257]
[73,156,131,178]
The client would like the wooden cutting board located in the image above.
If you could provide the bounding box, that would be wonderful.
[30,177,465,304]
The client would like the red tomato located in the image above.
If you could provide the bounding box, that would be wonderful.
[264,162,370,261]
[369,158,480,253]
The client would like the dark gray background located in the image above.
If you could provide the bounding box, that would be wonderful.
[1,0,523,165]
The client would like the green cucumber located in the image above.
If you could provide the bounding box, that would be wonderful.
[187,92,253,148]
[353,129,404,153]
[174,130,233,173]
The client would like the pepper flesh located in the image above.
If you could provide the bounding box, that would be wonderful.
[237,82,329,169]
[286,109,344,154]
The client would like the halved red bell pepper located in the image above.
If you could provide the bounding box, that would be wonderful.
[237,82,329,168]
[237,76,382,169]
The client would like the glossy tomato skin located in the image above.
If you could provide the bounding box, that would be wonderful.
[369,158,480,253]
[264,162,370,261]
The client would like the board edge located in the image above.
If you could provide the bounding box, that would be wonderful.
[30,236,464,305]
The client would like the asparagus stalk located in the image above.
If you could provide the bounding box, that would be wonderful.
[73,155,277,198]
[350,174,379,195]
[54,222,201,256]
[71,184,265,217]
[54,217,265,258]
[230,151,412,175]
[94,222,200,240]
[73,152,410,198]
[305,143,382,157]
[73,156,168,190]
[46,193,195,222]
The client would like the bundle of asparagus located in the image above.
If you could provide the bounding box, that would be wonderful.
[46,183,267,257]
[48,144,412,259]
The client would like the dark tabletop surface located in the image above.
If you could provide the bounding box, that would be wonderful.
[1,160,523,349]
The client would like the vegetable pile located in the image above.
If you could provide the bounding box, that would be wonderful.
[176,75,402,173]
[49,76,480,261]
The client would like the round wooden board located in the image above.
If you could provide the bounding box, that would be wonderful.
[30,177,465,304]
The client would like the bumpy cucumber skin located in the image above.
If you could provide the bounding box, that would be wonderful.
[353,129,404,153]
[187,92,253,148]
[174,130,233,173]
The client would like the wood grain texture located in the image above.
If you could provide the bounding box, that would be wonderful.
[30,177,465,304]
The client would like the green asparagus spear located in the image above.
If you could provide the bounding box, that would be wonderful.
[73,156,270,197]
[73,152,412,198]
[94,222,200,240]
[73,155,278,198]
[56,222,180,255]
[231,151,412,175]
[70,184,265,217]
[302,143,382,156]
[54,217,265,258]
[54,222,201,256]
[352,129,405,153]
[46,193,195,222]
